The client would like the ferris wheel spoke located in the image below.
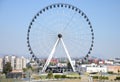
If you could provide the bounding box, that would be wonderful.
[62,12,76,33]
[64,35,91,42]
[65,38,90,51]
[66,38,90,46]
[34,21,57,34]
[63,39,86,57]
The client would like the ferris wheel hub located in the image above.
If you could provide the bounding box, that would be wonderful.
[58,34,62,38]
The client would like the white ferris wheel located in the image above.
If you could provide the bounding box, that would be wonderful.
[27,3,94,72]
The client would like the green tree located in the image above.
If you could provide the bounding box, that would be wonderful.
[3,62,12,77]
[23,68,27,72]
[67,62,72,69]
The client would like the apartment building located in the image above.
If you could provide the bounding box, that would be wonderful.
[3,55,27,70]
[0,58,3,72]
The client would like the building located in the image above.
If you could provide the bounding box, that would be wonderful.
[3,55,27,71]
[21,56,27,69]
[15,56,27,70]
[0,58,3,72]
[57,62,67,67]
[85,63,107,73]
[3,55,10,65]
[10,55,16,70]
[15,57,22,70]
[107,65,120,73]
[2,55,28,78]
[104,59,114,65]
[114,58,120,65]
[92,59,99,64]
[99,60,105,65]
[7,69,23,78]
[86,66,107,73]
[50,58,58,65]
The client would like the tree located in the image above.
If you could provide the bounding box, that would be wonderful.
[3,62,12,77]
[67,62,72,69]
[23,68,27,72]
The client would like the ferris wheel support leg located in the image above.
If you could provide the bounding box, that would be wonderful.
[61,38,75,72]
[42,39,59,72]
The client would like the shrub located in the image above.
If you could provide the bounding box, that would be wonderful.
[79,77,81,79]
[115,77,120,80]
[61,75,66,78]
[92,76,98,79]
[66,76,81,79]
[99,76,108,80]
[108,71,113,74]
[54,75,67,79]
[103,76,108,80]
[46,72,53,79]
[54,75,61,79]
[54,74,80,79]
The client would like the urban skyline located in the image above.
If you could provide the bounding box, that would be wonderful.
[0,55,120,72]
[0,0,120,59]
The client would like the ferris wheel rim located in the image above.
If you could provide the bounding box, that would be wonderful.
[27,3,94,59]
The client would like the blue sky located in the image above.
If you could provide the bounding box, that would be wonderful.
[0,0,120,59]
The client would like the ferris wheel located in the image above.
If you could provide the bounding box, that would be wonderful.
[27,3,94,72]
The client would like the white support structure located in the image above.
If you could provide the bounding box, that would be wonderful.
[61,38,75,72]
[42,39,59,72]
[42,35,75,72]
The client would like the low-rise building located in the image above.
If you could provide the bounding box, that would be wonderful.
[99,60,105,65]
[50,58,58,65]
[57,62,67,67]
[85,63,107,73]
[86,66,107,73]
[114,58,120,65]
[104,60,114,65]
[7,69,23,78]
[107,65,120,73]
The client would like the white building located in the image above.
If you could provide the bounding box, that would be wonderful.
[57,62,67,67]
[3,55,10,64]
[3,55,27,70]
[104,60,114,65]
[16,57,22,70]
[0,58,3,72]
[99,60,104,65]
[15,56,27,70]
[21,56,27,68]
[81,63,96,68]
[86,64,107,73]
[10,55,16,70]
